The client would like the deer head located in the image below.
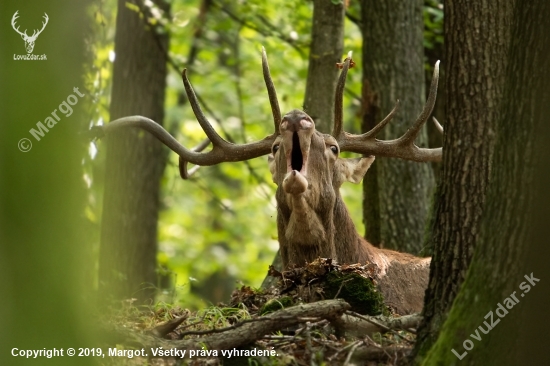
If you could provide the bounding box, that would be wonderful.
[266,107,376,266]
[96,49,440,313]
[12,11,49,54]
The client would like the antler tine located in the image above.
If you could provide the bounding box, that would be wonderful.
[432,116,444,134]
[398,60,440,145]
[332,51,353,138]
[179,138,211,179]
[182,69,229,148]
[261,47,282,133]
[362,99,401,139]
[37,13,49,35]
[11,11,26,36]
[338,61,442,163]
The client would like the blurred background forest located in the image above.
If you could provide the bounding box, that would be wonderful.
[84,0,443,309]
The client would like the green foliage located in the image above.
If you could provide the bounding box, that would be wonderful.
[423,0,444,50]
[259,296,294,315]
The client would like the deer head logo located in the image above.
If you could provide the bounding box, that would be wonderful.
[11,11,49,54]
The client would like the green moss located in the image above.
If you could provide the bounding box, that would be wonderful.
[259,297,294,315]
[323,272,388,315]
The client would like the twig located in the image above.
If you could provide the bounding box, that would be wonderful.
[345,310,391,333]
[333,278,353,299]
[343,340,363,366]
[363,334,382,349]
[178,315,277,337]
[305,322,313,366]
[150,314,189,338]
[214,0,306,57]
[328,340,361,362]
[262,335,295,340]
[343,311,419,342]
[351,345,411,363]
[296,319,328,334]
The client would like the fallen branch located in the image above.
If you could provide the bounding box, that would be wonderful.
[149,313,189,338]
[106,299,350,355]
[333,311,422,338]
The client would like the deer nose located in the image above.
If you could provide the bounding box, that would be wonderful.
[281,110,314,133]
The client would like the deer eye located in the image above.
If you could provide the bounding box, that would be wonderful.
[330,145,339,155]
[272,144,280,154]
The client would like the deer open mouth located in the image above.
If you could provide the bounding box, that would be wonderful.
[286,130,310,178]
[291,132,304,172]
[279,110,313,180]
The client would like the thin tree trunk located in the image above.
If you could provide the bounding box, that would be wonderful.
[360,0,434,253]
[414,0,512,357]
[98,0,169,303]
[415,2,550,363]
[303,0,345,134]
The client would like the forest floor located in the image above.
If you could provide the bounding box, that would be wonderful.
[99,259,419,365]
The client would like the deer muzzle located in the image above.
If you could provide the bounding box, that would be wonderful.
[280,110,314,194]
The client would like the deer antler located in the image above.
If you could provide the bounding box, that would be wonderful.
[11,11,48,40]
[178,47,281,178]
[97,48,281,172]
[333,54,442,163]
[30,13,49,39]
[262,47,282,132]
[11,11,27,38]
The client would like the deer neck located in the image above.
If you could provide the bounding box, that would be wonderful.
[276,178,337,267]
[332,193,385,263]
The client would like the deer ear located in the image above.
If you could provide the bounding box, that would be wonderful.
[336,156,375,184]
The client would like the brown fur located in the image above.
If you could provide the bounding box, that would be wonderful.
[269,110,430,314]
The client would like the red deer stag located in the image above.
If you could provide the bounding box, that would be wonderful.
[95,49,441,314]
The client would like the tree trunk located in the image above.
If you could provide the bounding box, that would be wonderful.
[415,2,550,364]
[414,0,512,357]
[98,0,169,303]
[1,1,95,364]
[303,0,345,134]
[360,0,434,253]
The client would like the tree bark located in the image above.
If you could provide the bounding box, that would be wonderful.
[417,1,550,362]
[303,0,345,134]
[360,0,434,253]
[413,0,513,357]
[98,0,169,303]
